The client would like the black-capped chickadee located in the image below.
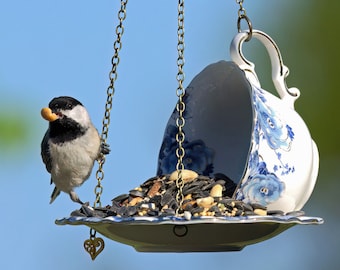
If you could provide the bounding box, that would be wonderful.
[41,96,110,204]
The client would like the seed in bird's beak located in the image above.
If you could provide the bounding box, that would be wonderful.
[41,107,59,122]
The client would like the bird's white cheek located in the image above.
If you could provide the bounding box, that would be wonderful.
[62,105,92,127]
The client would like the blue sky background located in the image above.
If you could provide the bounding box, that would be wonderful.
[0,1,338,269]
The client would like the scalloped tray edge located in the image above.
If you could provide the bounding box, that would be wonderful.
[55,215,324,226]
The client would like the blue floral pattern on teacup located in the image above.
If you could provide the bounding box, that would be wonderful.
[254,86,294,151]
[236,151,285,205]
[236,85,294,206]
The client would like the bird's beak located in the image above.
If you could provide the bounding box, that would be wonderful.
[41,107,59,122]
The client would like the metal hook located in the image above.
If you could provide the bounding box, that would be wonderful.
[237,14,253,42]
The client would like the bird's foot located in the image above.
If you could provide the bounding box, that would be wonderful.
[69,191,84,205]
[100,142,110,155]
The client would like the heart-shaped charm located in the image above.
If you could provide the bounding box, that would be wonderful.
[84,237,105,260]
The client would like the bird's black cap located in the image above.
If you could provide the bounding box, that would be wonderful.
[46,96,86,143]
[49,96,83,111]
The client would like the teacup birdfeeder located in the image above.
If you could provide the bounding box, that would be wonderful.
[55,0,323,259]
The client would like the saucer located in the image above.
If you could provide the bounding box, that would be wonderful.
[56,214,323,252]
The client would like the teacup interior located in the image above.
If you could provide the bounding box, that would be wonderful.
[157,61,253,185]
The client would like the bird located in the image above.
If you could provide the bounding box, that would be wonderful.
[40,96,110,204]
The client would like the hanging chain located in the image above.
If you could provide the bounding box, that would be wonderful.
[175,0,186,215]
[236,0,246,17]
[235,0,253,41]
[84,0,128,260]
[94,0,128,208]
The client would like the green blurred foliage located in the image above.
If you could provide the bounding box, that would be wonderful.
[0,95,34,158]
[0,114,27,144]
[284,1,340,157]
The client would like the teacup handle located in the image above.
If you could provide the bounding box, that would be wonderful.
[230,29,300,109]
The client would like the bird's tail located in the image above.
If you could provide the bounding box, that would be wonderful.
[50,186,61,204]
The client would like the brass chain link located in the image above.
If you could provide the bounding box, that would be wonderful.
[236,0,246,17]
[94,0,128,208]
[85,1,127,260]
[175,0,186,215]
[235,0,252,42]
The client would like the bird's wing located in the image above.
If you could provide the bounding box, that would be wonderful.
[41,129,53,174]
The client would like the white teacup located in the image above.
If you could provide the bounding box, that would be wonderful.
[157,30,319,213]
[230,30,319,212]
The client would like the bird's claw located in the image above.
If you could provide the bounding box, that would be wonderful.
[101,142,110,155]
